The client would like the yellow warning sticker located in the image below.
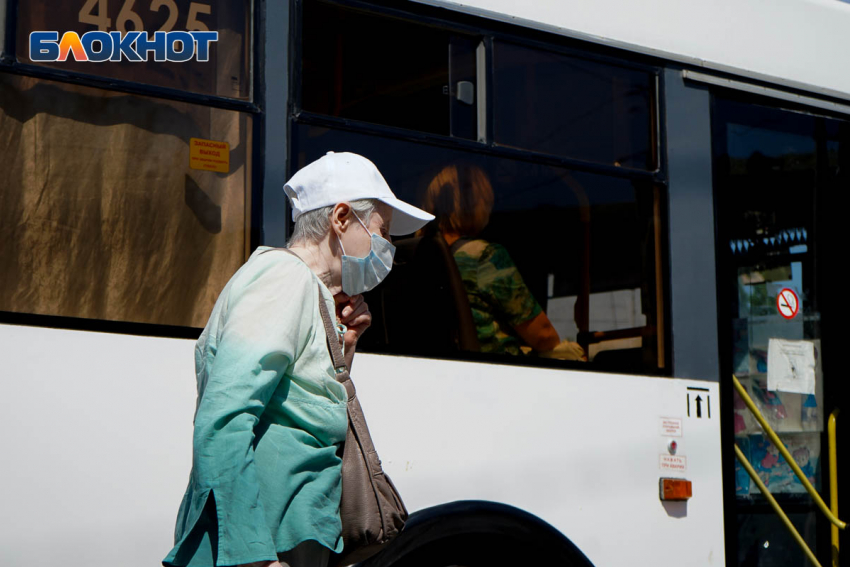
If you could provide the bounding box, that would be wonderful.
[190,138,230,173]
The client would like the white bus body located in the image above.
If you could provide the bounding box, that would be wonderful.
[1,323,722,567]
[4,0,849,565]
[421,0,850,101]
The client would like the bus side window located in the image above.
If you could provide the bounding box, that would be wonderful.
[361,234,480,356]
[0,73,253,328]
[293,3,664,374]
[305,128,667,373]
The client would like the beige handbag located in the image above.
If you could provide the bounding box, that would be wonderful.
[315,284,408,567]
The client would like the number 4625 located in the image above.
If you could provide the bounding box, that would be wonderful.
[79,0,212,34]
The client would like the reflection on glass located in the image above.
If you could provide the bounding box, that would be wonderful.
[420,163,585,360]
[493,42,656,169]
[293,124,662,372]
[736,511,819,565]
[713,96,846,566]
[301,0,478,137]
[0,73,252,327]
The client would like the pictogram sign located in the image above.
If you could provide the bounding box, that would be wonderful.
[776,288,799,319]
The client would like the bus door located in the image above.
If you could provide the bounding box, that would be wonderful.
[713,94,848,566]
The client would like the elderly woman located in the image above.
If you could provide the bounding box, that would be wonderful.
[422,163,584,361]
[162,152,432,567]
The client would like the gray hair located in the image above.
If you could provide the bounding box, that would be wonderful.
[287,199,378,246]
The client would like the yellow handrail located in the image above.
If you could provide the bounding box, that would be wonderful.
[829,409,840,567]
[735,444,823,567]
[733,375,846,530]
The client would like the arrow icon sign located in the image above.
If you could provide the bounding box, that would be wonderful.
[687,387,711,419]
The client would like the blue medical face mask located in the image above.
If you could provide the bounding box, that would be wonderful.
[337,211,396,295]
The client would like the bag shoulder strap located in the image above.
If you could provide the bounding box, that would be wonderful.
[261,247,349,381]
[315,282,348,377]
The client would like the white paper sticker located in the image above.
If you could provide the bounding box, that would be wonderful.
[767,338,816,395]
[660,417,683,437]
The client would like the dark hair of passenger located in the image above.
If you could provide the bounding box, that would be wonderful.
[422,164,495,238]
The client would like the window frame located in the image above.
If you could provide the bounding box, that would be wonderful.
[292,0,664,182]
[1,0,11,60]
[0,0,266,338]
[291,0,672,374]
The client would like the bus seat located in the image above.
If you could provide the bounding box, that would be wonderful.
[590,347,644,371]
[364,234,480,354]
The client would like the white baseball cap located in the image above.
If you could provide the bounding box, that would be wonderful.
[283,151,434,236]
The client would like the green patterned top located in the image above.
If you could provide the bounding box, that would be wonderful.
[452,239,542,355]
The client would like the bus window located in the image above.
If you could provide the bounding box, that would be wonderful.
[493,41,657,170]
[300,0,480,139]
[292,125,665,374]
[0,73,253,328]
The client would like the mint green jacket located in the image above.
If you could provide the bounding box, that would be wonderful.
[163,248,348,566]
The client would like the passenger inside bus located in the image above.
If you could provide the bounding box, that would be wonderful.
[420,164,586,361]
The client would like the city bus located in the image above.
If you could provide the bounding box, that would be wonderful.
[1,1,847,566]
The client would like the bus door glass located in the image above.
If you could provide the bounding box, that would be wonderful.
[713,95,848,566]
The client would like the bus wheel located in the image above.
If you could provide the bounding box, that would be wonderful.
[355,500,595,567]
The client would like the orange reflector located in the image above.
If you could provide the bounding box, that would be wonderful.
[660,478,692,501]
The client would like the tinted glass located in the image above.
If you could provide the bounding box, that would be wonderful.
[494,41,656,169]
[301,0,479,138]
[293,124,664,373]
[713,96,850,566]
[0,73,252,327]
[16,0,252,100]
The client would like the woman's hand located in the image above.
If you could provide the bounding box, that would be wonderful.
[513,311,561,352]
[538,339,587,361]
[337,294,372,368]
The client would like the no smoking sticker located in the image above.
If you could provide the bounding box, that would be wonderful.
[776,288,799,319]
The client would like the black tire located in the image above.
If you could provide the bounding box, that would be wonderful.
[356,501,595,567]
